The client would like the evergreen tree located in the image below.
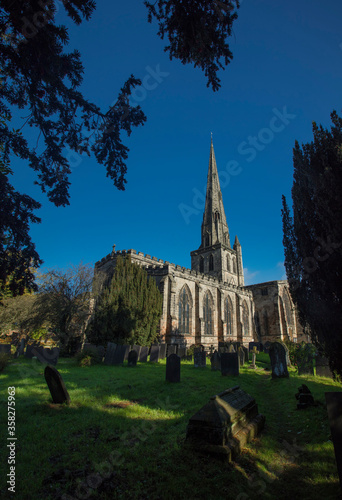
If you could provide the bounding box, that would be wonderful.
[87,256,163,346]
[281,111,342,376]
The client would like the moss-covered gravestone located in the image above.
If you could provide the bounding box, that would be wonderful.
[44,365,70,404]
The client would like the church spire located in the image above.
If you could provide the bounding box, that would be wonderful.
[201,138,230,248]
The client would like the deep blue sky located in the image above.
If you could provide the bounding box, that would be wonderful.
[11,0,342,285]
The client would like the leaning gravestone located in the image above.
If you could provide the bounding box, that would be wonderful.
[159,344,167,360]
[221,352,239,376]
[128,350,138,367]
[269,342,289,378]
[166,353,180,383]
[112,345,130,365]
[149,345,160,363]
[325,392,342,491]
[0,344,11,354]
[104,343,117,365]
[44,365,70,404]
[210,350,221,371]
[139,346,149,362]
[194,350,206,368]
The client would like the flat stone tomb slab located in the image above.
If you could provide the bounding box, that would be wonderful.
[44,365,70,404]
[186,385,265,458]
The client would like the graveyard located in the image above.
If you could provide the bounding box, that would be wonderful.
[0,348,341,499]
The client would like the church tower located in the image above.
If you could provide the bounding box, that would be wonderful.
[191,138,244,286]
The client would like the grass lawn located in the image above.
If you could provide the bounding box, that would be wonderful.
[0,353,341,500]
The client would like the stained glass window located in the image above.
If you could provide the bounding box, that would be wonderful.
[203,292,213,335]
[179,286,191,334]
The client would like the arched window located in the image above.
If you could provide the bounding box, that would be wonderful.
[225,296,233,336]
[242,301,249,337]
[227,254,231,272]
[209,254,214,271]
[199,256,204,273]
[215,211,220,221]
[179,286,191,334]
[233,257,237,274]
[203,291,213,335]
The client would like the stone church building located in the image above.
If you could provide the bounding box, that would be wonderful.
[95,140,305,348]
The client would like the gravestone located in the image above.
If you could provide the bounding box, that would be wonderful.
[0,344,11,354]
[221,352,239,376]
[131,345,142,360]
[112,345,130,365]
[227,344,235,353]
[166,353,180,383]
[167,345,177,356]
[139,346,149,362]
[44,365,70,404]
[242,346,249,363]
[295,384,315,409]
[43,347,60,366]
[177,347,186,360]
[194,350,206,368]
[149,345,160,363]
[25,343,39,359]
[104,343,117,365]
[316,354,334,378]
[186,385,265,458]
[159,344,167,360]
[269,342,289,378]
[263,341,271,354]
[210,350,221,371]
[249,342,263,352]
[250,346,259,370]
[325,392,342,490]
[238,347,245,366]
[17,339,26,356]
[128,350,138,367]
[233,342,241,351]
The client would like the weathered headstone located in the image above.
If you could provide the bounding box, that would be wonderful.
[249,342,263,352]
[194,350,206,368]
[263,341,271,354]
[177,347,186,359]
[44,365,70,404]
[221,352,239,376]
[128,350,138,367]
[238,347,245,366]
[0,344,11,354]
[227,344,235,353]
[17,339,26,357]
[149,345,160,363]
[166,353,180,383]
[186,385,265,458]
[242,346,249,363]
[167,345,177,356]
[325,392,342,490]
[250,346,259,370]
[104,343,117,365]
[233,342,241,351]
[25,343,39,359]
[210,350,221,371]
[295,384,315,409]
[269,342,289,378]
[112,345,130,365]
[316,354,334,378]
[139,346,149,362]
[159,344,167,360]
[131,345,142,360]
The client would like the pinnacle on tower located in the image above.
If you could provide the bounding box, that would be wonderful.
[201,138,230,248]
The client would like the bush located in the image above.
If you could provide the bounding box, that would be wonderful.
[76,348,102,367]
[0,352,10,372]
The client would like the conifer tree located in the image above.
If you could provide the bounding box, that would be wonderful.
[281,111,342,376]
[87,256,163,346]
